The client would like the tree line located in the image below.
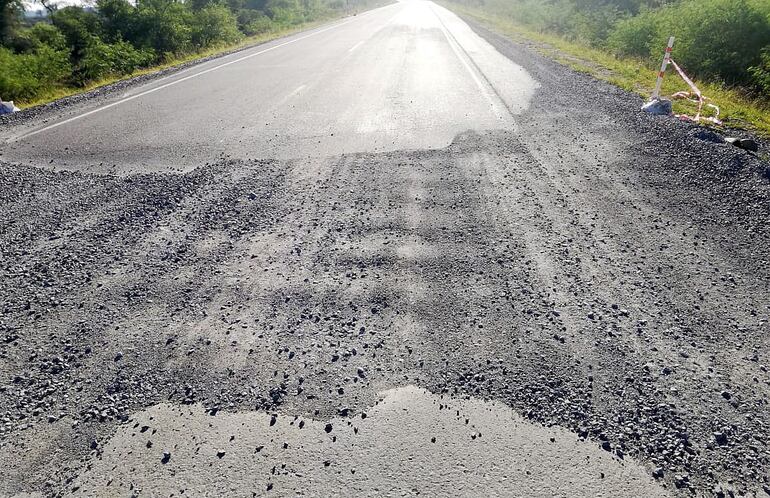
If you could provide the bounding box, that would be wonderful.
[456,0,770,98]
[0,0,371,103]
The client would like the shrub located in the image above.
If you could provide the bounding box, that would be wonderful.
[77,35,155,82]
[134,0,193,57]
[0,45,71,101]
[191,4,242,49]
[97,0,138,43]
[659,0,770,85]
[51,6,103,56]
[241,12,275,35]
[749,47,770,95]
[571,6,622,46]
[265,0,302,25]
[29,23,69,51]
[605,0,770,86]
[607,10,659,58]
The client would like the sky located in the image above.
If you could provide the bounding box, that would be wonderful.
[23,0,86,13]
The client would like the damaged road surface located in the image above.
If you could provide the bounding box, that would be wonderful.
[1,1,769,497]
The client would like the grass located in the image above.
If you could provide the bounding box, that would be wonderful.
[16,8,372,109]
[441,2,770,137]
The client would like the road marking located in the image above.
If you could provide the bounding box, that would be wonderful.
[348,40,365,53]
[274,84,307,107]
[14,6,394,141]
[429,3,512,125]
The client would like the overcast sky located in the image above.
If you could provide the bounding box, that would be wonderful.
[24,0,86,12]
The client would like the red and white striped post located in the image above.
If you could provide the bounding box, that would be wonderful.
[652,36,675,100]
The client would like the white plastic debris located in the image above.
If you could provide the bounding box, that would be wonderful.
[641,98,672,116]
[0,99,19,115]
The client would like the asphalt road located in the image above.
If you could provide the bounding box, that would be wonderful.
[1,1,770,497]
[2,0,535,173]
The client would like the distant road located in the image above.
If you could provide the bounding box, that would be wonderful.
[1,0,536,173]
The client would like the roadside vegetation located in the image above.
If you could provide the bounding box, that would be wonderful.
[444,0,770,135]
[0,0,381,106]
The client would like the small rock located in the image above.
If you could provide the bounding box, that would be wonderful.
[713,432,728,446]
[325,423,333,433]
[673,474,689,489]
[726,137,759,152]
[692,129,725,143]
[161,451,171,464]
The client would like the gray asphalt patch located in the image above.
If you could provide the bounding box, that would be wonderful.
[67,386,668,497]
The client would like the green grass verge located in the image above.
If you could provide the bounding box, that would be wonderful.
[16,8,375,109]
[442,2,770,137]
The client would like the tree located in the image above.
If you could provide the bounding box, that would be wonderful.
[190,3,241,48]
[51,6,103,58]
[133,0,192,57]
[37,0,57,15]
[0,0,23,44]
[97,0,137,43]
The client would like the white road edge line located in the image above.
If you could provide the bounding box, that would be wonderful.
[14,6,392,142]
[429,3,511,124]
[348,40,365,53]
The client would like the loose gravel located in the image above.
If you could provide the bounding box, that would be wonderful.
[0,17,769,498]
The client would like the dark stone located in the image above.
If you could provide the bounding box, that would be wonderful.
[726,137,759,152]
[692,129,725,144]
[714,432,728,446]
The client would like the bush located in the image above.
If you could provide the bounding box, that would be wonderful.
[29,23,69,51]
[658,0,770,85]
[97,0,138,43]
[265,0,302,25]
[571,7,622,46]
[9,23,69,53]
[51,6,103,56]
[749,47,770,95]
[0,45,71,101]
[191,4,242,49]
[605,0,770,86]
[607,10,659,58]
[77,35,155,82]
[241,12,275,35]
[134,0,193,57]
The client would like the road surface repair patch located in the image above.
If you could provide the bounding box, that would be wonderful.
[67,386,669,497]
